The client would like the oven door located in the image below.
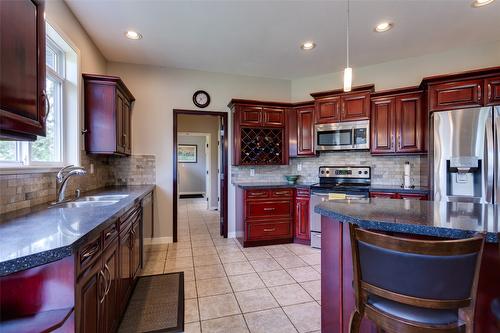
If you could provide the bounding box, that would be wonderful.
[315,120,369,151]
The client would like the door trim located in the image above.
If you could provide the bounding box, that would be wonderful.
[173,109,229,242]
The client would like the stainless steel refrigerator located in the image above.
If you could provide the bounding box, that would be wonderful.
[431,106,500,204]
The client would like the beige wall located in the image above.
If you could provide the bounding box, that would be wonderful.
[178,115,220,209]
[291,40,500,101]
[106,62,291,240]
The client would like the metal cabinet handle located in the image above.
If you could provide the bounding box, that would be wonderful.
[42,90,50,120]
[274,191,289,195]
[488,83,492,102]
[263,207,275,211]
[478,85,482,103]
[250,192,266,196]
[263,228,276,232]
[105,231,112,239]
[104,264,111,295]
[81,129,88,134]
[99,270,106,304]
[82,244,99,259]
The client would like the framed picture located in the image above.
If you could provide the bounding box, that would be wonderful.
[178,144,197,163]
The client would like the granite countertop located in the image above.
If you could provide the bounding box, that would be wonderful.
[315,198,499,243]
[369,185,430,194]
[0,185,155,276]
[234,182,316,189]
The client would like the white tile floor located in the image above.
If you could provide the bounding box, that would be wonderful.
[143,198,322,333]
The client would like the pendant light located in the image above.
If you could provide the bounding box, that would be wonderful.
[343,0,352,92]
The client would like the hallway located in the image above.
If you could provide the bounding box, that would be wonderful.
[143,198,321,333]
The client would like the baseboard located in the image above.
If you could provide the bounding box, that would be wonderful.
[144,237,173,245]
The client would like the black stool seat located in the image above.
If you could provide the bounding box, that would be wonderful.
[368,295,459,325]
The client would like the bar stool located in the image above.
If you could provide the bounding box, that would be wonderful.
[348,224,485,333]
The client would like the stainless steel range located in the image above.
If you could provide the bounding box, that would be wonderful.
[309,166,371,248]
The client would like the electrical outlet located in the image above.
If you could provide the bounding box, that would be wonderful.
[297,163,302,172]
[90,163,95,174]
[250,168,255,177]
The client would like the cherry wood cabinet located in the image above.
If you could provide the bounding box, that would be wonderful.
[76,259,102,333]
[296,106,315,156]
[294,189,311,244]
[312,86,373,124]
[230,100,288,166]
[0,0,47,140]
[428,79,483,111]
[83,74,135,156]
[485,76,500,106]
[369,191,428,200]
[371,89,425,155]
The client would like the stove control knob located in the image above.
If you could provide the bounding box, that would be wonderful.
[326,170,330,174]
[358,171,362,175]
[364,171,368,175]
[320,170,325,174]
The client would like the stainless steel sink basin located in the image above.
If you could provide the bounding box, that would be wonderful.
[79,194,129,202]
[52,200,118,208]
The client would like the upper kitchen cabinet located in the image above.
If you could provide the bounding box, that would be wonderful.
[425,67,500,111]
[371,88,426,155]
[311,85,373,124]
[288,102,315,158]
[0,0,47,141]
[83,74,135,156]
[230,100,288,166]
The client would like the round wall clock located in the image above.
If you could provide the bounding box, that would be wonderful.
[193,90,210,108]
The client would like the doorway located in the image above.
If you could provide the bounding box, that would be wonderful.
[173,109,228,242]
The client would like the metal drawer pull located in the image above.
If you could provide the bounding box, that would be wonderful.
[99,270,106,304]
[274,191,289,195]
[104,264,111,295]
[82,244,99,259]
[263,207,275,211]
[264,228,276,232]
[105,229,115,239]
[250,192,266,196]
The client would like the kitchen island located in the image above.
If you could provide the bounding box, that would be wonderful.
[315,198,499,333]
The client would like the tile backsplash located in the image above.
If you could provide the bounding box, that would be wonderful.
[232,151,428,188]
[0,152,155,214]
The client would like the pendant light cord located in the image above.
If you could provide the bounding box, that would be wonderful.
[346,0,350,68]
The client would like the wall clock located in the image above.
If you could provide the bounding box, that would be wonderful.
[193,90,210,108]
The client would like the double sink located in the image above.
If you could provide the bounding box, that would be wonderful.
[52,194,129,208]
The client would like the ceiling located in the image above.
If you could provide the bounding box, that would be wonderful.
[65,0,500,80]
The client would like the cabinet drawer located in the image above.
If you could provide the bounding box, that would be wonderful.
[247,221,292,240]
[296,189,310,197]
[120,205,141,231]
[370,192,399,199]
[103,221,119,248]
[270,189,293,198]
[246,189,270,200]
[399,193,428,200]
[246,201,292,219]
[77,236,101,274]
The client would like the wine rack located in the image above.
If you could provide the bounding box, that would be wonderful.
[239,127,284,165]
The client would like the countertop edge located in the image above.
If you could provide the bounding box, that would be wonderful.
[0,185,155,277]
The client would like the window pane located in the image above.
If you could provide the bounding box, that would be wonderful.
[31,77,60,162]
[0,141,17,162]
[46,45,57,72]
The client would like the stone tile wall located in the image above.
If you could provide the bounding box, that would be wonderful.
[232,151,429,188]
[0,152,156,214]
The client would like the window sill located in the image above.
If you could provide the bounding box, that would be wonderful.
[0,166,64,175]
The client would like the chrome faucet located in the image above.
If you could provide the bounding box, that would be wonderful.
[54,165,87,204]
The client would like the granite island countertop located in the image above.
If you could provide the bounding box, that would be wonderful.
[315,198,499,243]
[0,185,155,276]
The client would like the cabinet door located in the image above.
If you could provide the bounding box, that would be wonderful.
[131,219,142,280]
[296,107,315,156]
[295,197,310,241]
[118,228,132,312]
[123,100,132,155]
[0,0,46,140]
[395,93,424,153]
[485,77,500,106]
[371,98,395,154]
[429,79,483,111]
[101,240,119,333]
[369,192,399,199]
[115,92,126,154]
[263,107,285,127]
[76,259,103,333]
[341,92,370,121]
[239,106,262,126]
[315,97,341,124]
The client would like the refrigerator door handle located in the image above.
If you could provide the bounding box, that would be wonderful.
[495,107,500,204]
[485,113,494,204]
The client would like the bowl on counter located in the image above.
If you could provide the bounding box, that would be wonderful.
[285,175,300,185]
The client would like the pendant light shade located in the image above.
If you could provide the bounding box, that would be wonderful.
[343,0,352,92]
[343,67,352,92]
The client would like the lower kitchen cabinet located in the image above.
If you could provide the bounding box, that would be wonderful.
[76,259,102,333]
[294,189,311,244]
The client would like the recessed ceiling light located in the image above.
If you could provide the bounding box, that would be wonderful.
[471,0,495,7]
[300,41,316,50]
[374,22,393,33]
[125,30,142,40]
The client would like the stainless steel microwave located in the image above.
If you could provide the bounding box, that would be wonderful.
[315,120,370,151]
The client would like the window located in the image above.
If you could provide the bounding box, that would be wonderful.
[0,23,79,169]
